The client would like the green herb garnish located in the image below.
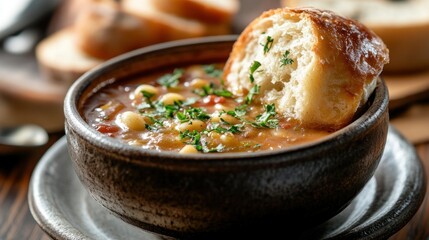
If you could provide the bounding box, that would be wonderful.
[280,50,294,66]
[209,122,243,134]
[246,84,260,104]
[153,101,182,118]
[193,83,233,98]
[213,89,233,97]
[225,104,248,118]
[252,104,279,128]
[144,116,164,131]
[140,90,155,107]
[253,144,262,149]
[249,61,261,83]
[203,65,223,78]
[176,107,211,123]
[261,36,274,54]
[157,68,183,88]
[180,130,203,151]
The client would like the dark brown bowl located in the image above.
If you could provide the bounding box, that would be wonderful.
[64,36,389,238]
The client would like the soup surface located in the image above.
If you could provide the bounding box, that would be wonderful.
[83,64,332,153]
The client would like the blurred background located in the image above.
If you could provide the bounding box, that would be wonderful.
[0,0,428,144]
[0,1,428,239]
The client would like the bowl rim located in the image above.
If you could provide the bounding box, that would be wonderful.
[64,35,389,165]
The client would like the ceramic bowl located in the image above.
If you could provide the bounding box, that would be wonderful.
[64,36,389,238]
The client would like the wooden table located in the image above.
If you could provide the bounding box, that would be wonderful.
[0,134,62,240]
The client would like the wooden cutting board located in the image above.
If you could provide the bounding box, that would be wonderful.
[385,71,429,110]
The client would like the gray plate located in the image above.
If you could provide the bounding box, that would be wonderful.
[28,126,426,240]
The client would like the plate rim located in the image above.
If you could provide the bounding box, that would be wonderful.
[28,126,426,240]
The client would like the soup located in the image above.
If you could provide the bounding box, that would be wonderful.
[83,64,331,153]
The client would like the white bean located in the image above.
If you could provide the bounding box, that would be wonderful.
[220,132,235,145]
[179,145,199,154]
[118,111,146,131]
[176,120,207,132]
[160,93,185,105]
[211,112,240,125]
[190,78,210,89]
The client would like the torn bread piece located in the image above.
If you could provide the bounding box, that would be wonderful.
[223,7,389,130]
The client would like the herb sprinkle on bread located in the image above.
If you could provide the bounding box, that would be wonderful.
[223,7,389,130]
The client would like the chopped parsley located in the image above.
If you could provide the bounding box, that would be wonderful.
[180,130,203,151]
[252,104,279,128]
[179,130,225,153]
[246,84,260,104]
[176,107,211,123]
[140,90,155,106]
[280,50,294,66]
[144,116,164,131]
[157,68,184,88]
[261,36,274,54]
[141,90,155,100]
[211,121,243,134]
[193,83,233,98]
[253,143,262,149]
[203,65,223,78]
[225,105,248,118]
[153,101,182,119]
[249,61,261,83]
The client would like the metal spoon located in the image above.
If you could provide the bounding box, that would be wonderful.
[0,124,49,154]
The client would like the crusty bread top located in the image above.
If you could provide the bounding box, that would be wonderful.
[36,28,102,73]
[74,1,160,60]
[36,27,103,85]
[283,0,429,73]
[122,0,207,41]
[223,7,389,130]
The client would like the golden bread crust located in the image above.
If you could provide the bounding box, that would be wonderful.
[36,28,103,85]
[223,7,389,130]
[74,2,160,60]
[149,0,239,24]
[282,0,429,72]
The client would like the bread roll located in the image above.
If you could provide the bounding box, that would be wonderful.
[121,0,231,42]
[282,0,429,73]
[223,7,389,130]
[74,0,160,60]
[36,28,103,86]
[148,0,240,24]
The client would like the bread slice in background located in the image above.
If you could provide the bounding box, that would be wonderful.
[121,0,231,42]
[74,0,160,60]
[282,0,429,73]
[149,0,239,24]
[36,28,103,86]
[36,0,239,86]
[223,7,389,130]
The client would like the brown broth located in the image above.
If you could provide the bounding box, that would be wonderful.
[83,64,332,153]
